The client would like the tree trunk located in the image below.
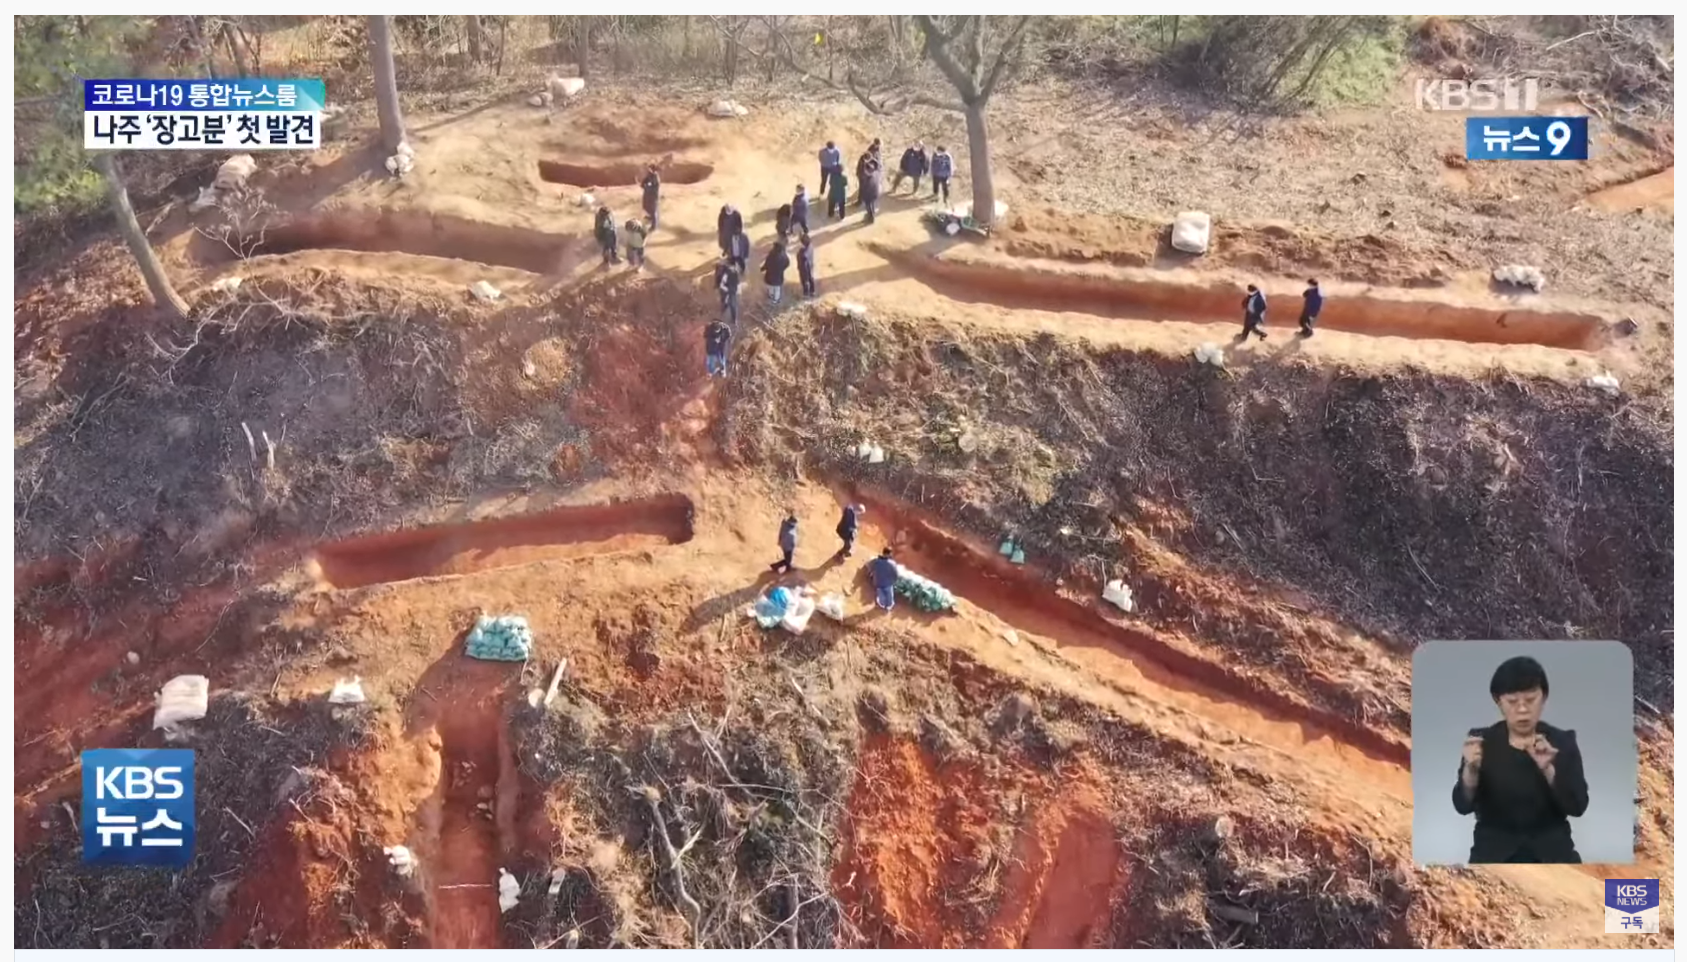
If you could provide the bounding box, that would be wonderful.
[574,20,591,78]
[963,102,998,229]
[367,15,406,153]
[94,154,189,319]
[466,15,484,64]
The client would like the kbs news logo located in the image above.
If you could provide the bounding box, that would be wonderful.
[1415,77,1540,112]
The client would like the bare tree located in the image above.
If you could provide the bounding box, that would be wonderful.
[92,153,190,319]
[367,15,406,152]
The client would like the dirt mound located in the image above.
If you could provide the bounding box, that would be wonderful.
[539,160,714,189]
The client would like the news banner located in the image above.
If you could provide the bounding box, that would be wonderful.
[84,78,325,151]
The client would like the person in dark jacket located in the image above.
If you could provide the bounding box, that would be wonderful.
[930,146,954,203]
[715,256,742,325]
[859,154,883,224]
[1299,278,1323,338]
[818,141,843,197]
[856,144,879,190]
[1240,284,1268,341]
[835,503,865,557]
[641,164,661,231]
[595,207,620,265]
[770,511,799,574]
[775,203,794,239]
[791,186,810,235]
[1453,656,1589,864]
[827,170,850,221]
[728,228,751,276]
[797,232,817,300]
[704,319,732,378]
[762,240,791,304]
[868,546,899,610]
[717,204,743,255]
[893,141,929,195]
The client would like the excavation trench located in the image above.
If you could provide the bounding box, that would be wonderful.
[882,247,1608,350]
[227,208,577,274]
[538,159,714,189]
[313,494,695,589]
[857,493,1412,787]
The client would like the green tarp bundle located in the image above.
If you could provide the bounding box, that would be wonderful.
[894,565,956,613]
[466,615,533,662]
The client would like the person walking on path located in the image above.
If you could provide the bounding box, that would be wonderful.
[762,240,791,304]
[704,319,732,378]
[1299,278,1323,338]
[818,141,843,196]
[893,141,929,195]
[791,185,810,235]
[869,547,900,611]
[1241,284,1268,341]
[624,217,648,270]
[595,207,620,266]
[770,512,799,574]
[728,227,751,276]
[775,203,794,239]
[827,169,850,222]
[835,503,865,557]
[930,146,954,204]
[717,204,743,255]
[641,164,661,231]
[715,256,742,325]
[797,232,817,300]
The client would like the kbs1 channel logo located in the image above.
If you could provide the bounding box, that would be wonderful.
[1415,76,1591,163]
[81,749,196,869]
[1605,879,1661,935]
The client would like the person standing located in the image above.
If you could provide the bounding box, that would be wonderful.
[835,503,865,557]
[894,141,929,195]
[869,547,900,611]
[1299,278,1323,338]
[770,511,799,574]
[797,232,817,300]
[775,203,794,239]
[791,185,810,236]
[728,227,751,276]
[818,141,843,196]
[860,153,883,224]
[1241,284,1268,341]
[624,217,648,270]
[641,164,661,231]
[717,204,743,255]
[704,318,732,378]
[595,206,620,266]
[715,256,742,325]
[930,146,954,204]
[762,239,791,304]
[827,169,850,222]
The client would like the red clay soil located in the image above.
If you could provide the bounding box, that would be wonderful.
[984,764,1123,949]
[831,736,1040,948]
[537,159,714,188]
[311,494,695,589]
[210,208,578,274]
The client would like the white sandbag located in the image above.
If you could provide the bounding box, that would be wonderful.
[818,593,847,621]
[190,185,221,212]
[385,152,414,176]
[781,595,817,634]
[1493,264,1545,292]
[1194,342,1225,368]
[328,677,365,704]
[384,845,417,877]
[867,445,886,464]
[1102,579,1135,613]
[527,93,545,107]
[1585,373,1620,396]
[154,675,210,731]
[837,301,868,319]
[214,154,257,192]
[498,868,522,913]
[706,99,748,118]
[396,141,415,159]
[210,276,244,294]
[576,192,596,208]
[1171,211,1211,255]
[547,75,586,99]
[471,280,502,302]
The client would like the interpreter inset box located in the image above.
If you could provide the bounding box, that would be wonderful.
[1411,640,1636,867]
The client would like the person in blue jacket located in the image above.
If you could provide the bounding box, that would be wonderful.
[1241,284,1268,341]
[1299,278,1323,338]
[869,547,900,611]
[791,185,811,236]
[930,146,954,203]
[893,141,929,195]
[818,141,843,196]
[770,511,799,574]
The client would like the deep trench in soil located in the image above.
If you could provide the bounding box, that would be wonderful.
[221,208,578,274]
[312,495,696,589]
[421,709,517,949]
[879,247,1609,350]
[538,159,714,189]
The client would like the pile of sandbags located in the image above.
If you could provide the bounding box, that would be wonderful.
[466,615,533,662]
[749,586,818,634]
[894,564,956,613]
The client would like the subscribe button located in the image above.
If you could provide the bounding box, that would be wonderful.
[1604,879,1660,934]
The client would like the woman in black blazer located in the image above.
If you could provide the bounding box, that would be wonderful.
[1452,656,1590,863]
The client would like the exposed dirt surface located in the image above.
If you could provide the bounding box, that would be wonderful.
[12,44,1673,953]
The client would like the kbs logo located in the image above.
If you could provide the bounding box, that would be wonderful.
[1416,78,1540,112]
[1604,878,1660,934]
[81,749,196,868]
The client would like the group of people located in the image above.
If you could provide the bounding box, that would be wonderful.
[593,164,664,269]
[768,503,904,611]
[1241,278,1325,340]
[820,138,955,223]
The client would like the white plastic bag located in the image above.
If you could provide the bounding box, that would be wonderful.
[818,593,847,621]
[837,301,868,320]
[1102,580,1135,613]
[781,595,817,634]
[471,280,502,303]
[1585,373,1620,396]
[328,677,365,704]
[384,845,417,877]
[214,154,257,191]
[1194,342,1225,368]
[498,868,521,913]
[1171,211,1211,255]
[154,675,210,731]
[867,445,886,464]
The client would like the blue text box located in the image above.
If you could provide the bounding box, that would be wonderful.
[1466,116,1590,161]
[84,78,326,112]
[81,748,196,869]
